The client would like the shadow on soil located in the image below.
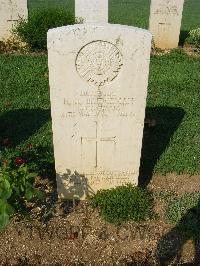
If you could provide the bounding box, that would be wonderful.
[156,199,200,265]
[139,106,185,187]
[37,171,95,223]
[0,108,51,147]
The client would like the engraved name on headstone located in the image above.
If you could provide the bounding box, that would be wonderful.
[0,0,28,40]
[149,0,184,49]
[48,24,152,199]
[75,0,108,23]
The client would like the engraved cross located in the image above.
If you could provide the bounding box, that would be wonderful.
[7,19,18,22]
[7,13,18,22]
[7,7,19,22]
[81,121,116,168]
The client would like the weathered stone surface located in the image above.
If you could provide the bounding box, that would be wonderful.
[75,0,108,23]
[48,24,152,199]
[0,0,28,40]
[149,0,184,49]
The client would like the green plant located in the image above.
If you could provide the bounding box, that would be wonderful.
[0,145,46,229]
[153,191,176,203]
[166,192,200,225]
[0,164,35,229]
[14,7,75,51]
[185,28,200,51]
[0,35,27,54]
[165,192,200,239]
[91,184,153,224]
[1,146,54,177]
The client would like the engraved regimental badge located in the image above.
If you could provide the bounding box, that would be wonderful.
[76,41,123,87]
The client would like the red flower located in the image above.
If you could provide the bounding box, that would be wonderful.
[14,157,26,165]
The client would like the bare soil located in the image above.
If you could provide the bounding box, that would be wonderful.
[0,174,199,265]
[151,45,200,57]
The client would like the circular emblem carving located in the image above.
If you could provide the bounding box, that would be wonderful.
[76,41,123,87]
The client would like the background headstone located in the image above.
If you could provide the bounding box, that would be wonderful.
[149,0,184,49]
[48,24,152,199]
[0,0,28,40]
[75,0,108,23]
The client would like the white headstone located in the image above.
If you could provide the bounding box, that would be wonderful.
[48,24,152,199]
[149,0,184,49]
[0,0,28,40]
[75,0,108,23]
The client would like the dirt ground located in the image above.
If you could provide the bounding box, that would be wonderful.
[0,174,199,265]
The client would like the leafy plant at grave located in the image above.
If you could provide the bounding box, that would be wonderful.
[1,145,55,177]
[0,163,38,229]
[153,191,177,205]
[185,28,200,52]
[0,146,50,229]
[14,7,75,51]
[166,192,200,224]
[90,184,154,224]
[165,192,200,239]
[0,35,27,53]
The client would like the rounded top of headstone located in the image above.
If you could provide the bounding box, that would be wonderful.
[47,24,152,38]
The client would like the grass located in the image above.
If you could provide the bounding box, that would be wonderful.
[166,192,200,225]
[27,0,200,51]
[0,55,51,148]
[154,190,200,239]
[0,1,199,179]
[28,0,74,13]
[142,50,200,176]
[165,192,200,239]
[0,50,199,177]
[28,0,200,32]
